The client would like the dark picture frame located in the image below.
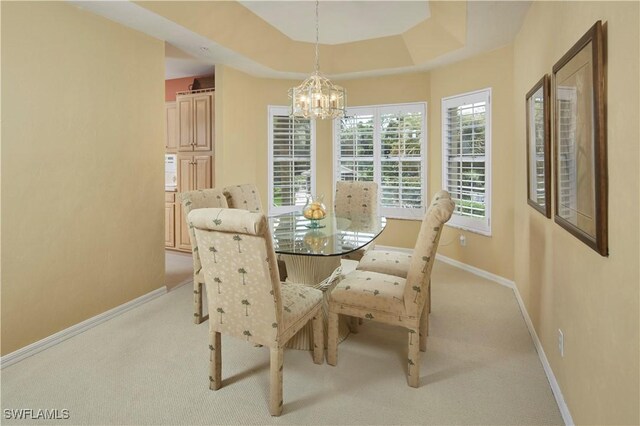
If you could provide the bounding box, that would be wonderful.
[526,75,551,217]
[552,21,608,256]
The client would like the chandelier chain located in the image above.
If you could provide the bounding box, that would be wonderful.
[314,0,319,74]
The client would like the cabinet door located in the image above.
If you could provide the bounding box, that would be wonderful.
[177,156,193,193]
[177,201,192,251]
[193,94,212,151]
[165,203,175,248]
[193,155,212,190]
[165,102,177,152]
[177,97,193,151]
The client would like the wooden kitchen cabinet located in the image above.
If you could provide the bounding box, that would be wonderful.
[176,154,212,251]
[165,203,175,247]
[165,192,176,249]
[165,101,177,152]
[176,92,212,152]
[166,88,215,253]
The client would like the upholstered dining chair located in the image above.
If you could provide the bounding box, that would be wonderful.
[224,183,289,281]
[355,190,452,317]
[334,181,379,261]
[179,188,229,324]
[189,208,324,416]
[327,195,455,387]
[356,190,452,279]
[223,183,263,212]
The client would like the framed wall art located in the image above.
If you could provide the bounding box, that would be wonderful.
[552,20,608,256]
[526,74,551,217]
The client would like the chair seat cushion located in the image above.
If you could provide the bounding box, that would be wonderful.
[280,283,323,330]
[330,270,406,315]
[356,249,411,278]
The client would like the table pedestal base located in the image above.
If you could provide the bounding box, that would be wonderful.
[281,255,350,350]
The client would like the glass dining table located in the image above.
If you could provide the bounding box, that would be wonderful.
[268,211,387,350]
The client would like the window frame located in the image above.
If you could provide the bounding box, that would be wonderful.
[267,105,316,216]
[441,88,492,236]
[332,102,428,220]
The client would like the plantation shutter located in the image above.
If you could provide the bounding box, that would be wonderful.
[442,89,491,235]
[334,103,426,220]
[268,106,315,215]
[379,105,424,218]
[337,109,375,182]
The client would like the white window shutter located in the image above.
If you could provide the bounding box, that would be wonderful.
[442,89,492,235]
[268,106,315,215]
[334,103,427,220]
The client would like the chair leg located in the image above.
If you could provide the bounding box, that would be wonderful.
[419,302,428,352]
[311,311,324,364]
[277,258,288,282]
[327,312,339,366]
[408,327,420,388]
[348,316,359,334]
[209,332,222,390]
[194,281,208,324]
[269,347,284,416]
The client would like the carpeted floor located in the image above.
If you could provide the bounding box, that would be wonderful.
[1,261,563,425]
[165,250,193,290]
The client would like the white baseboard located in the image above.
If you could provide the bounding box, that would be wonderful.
[511,281,574,425]
[1,287,167,369]
[375,245,573,425]
[434,253,516,289]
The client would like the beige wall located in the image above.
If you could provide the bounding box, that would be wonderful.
[336,72,430,250]
[513,2,639,424]
[429,46,515,280]
[215,67,432,244]
[1,2,165,355]
[214,66,304,204]
[216,56,514,279]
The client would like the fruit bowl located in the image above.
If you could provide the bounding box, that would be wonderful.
[302,195,327,228]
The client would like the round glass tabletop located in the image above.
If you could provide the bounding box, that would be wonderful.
[268,212,387,257]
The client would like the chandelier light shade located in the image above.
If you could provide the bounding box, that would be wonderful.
[289,0,346,120]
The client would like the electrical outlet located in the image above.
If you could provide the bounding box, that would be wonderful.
[558,329,564,358]
[459,234,466,247]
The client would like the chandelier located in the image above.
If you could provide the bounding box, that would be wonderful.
[289,0,346,120]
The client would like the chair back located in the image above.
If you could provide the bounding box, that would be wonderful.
[179,189,229,282]
[188,208,282,347]
[334,181,378,219]
[403,192,455,317]
[223,184,263,213]
[428,190,451,208]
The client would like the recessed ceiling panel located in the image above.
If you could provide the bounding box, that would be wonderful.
[240,1,430,45]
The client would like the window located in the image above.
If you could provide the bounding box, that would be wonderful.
[334,103,426,220]
[442,89,491,235]
[268,106,315,215]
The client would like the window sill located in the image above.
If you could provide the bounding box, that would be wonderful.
[446,222,492,237]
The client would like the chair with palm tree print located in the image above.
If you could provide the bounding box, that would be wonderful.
[326,194,454,387]
[223,183,263,213]
[334,180,379,262]
[355,190,452,314]
[224,183,288,281]
[188,207,324,416]
[179,188,229,324]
